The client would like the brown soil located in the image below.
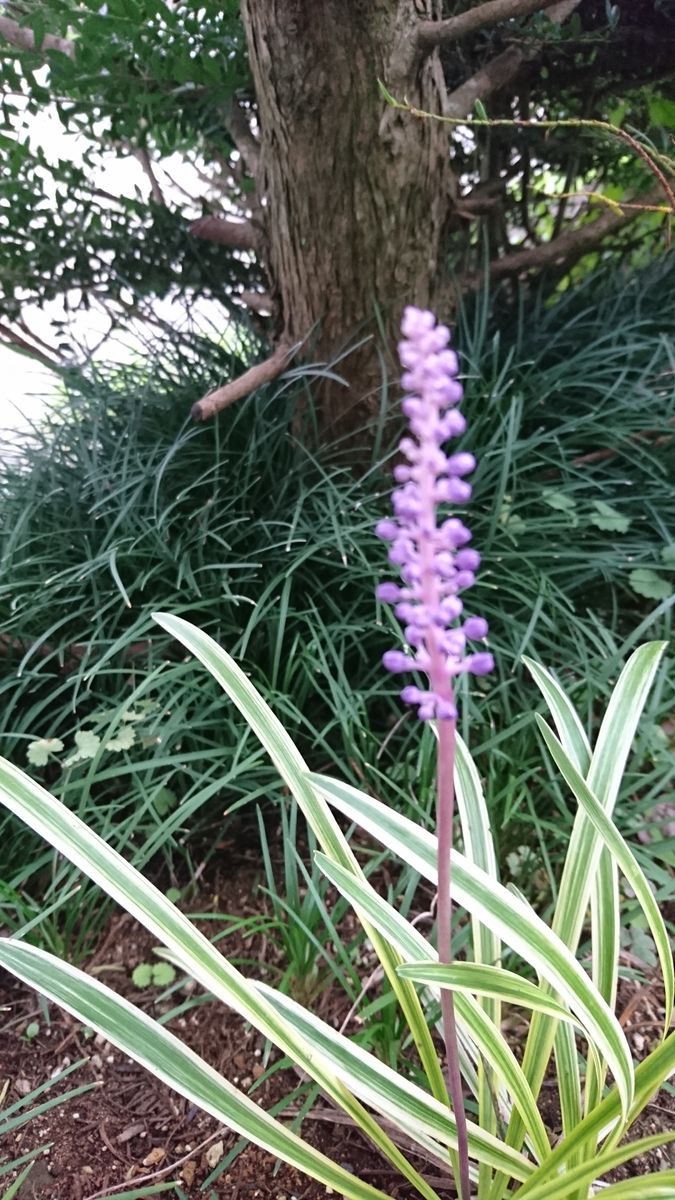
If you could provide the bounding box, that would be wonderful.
[1,846,674,1199]
[0,847,433,1200]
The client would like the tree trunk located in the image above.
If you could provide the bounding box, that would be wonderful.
[241,0,452,444]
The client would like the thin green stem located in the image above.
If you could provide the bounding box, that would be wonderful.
[378,83,675,235]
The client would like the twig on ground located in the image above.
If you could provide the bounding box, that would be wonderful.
[83,1128,225,1200]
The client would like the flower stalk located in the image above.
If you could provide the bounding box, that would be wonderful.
[377,306,493,1200]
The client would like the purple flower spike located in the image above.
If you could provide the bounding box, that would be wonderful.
[378,306,492,720]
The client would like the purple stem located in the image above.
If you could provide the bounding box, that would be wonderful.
[417,453,470,1195]
[418,458,472,1200]
[436,715,472,1200]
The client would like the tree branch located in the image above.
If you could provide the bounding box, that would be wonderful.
[132,148,166,206]
[225,98,261,179]
[239,289,273,315]
[0,321,65,369]
[189,214,257,251]
[192,341,294,421]
[445,46,524,119]
[545,0,583,21]
[417,0,563,50]
[0,15,74,57]
[461,188,665,292]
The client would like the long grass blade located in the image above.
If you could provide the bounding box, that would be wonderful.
[536,717,674,1029]
[151,612,449,1109]
[254,981,534,1182]
[0,755,439,1198]
[510,1133,675,1200]
[0,940,391,1200]
[311,772,634,1117]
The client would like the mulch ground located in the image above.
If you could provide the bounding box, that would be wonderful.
[1,842,674,1199]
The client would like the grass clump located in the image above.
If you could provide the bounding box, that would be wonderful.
[1,257,673,951]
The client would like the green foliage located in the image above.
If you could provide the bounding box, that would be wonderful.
[0,624,672,1198]
[628,567,672,600]
[1,0,673,352]
[1,0,254,339]
[1,257,674,949]
[3,1,247,143]
[131,959,176,989]
[26,737,63,767]
[0,141,255,331]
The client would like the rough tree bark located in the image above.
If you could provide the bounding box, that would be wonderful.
[241,0,453,442]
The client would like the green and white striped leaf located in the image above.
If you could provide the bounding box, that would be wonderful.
[537,716,674,1030]
[503,643,666,1174]
[522,657,591,774]
[152,614,352,864]
[152,613,448,1109]
[308,771,439,879]
[586,643,667,822]
[313,851,435,966]
[552,1021,582,1142]
[310,772,634,1117]
[531,642,667,959]
[0,756,438,1200]
[550,641,667,983]
[254,981,534,1183]
[397,962,605,1169]
[396,963,578,1025]
[510,1133,675,1200]
[565,641,667,1039]
[307,850,480,1100]
[591,1174,675,1199]
[0,940,390,1200]
[453,734,500,969]
[315,854,550,1164]
[454,735,499,881]
[512,1032,675,1196]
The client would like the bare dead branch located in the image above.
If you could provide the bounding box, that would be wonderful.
[461,187,665,292]
[192,341,294,421]
[455,190,503,219]
[83,1130,225,1200]
[546,0,583,22]
[189,214,257,251]
[225,98,261,178]
[0,14,74,57]
[160,167,207,206]
[417,0,563,50]
[445,46,524,119]
[16,315,67,359]
[0,321,65,369]
[132,147,166,206]
[239,289,273,315]
[571,418,675,468]
[281,1103,449,1174]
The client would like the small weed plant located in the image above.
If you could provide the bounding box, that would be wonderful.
[0,308,673,1199]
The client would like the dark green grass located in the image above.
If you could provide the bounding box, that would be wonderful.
[1,257,673,951]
